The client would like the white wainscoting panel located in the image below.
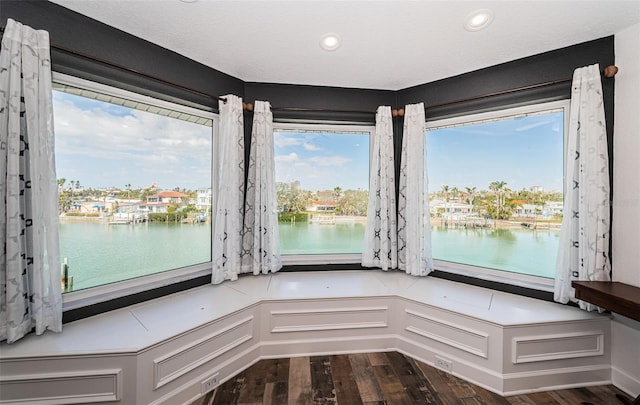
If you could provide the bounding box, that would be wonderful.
[404,309,489,358]
[270,306,388,333]
[153,316,254,389]
[0,369,122,404]
[512,331,604,364]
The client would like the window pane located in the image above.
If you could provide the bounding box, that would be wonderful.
[427,109,564,278]
[274,130,370,254]
[53,88,213,292]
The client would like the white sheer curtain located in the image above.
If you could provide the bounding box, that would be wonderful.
[0,19,62,343]
[241,101,282,275]
[397,103,433,276]
[555,64,611,310]
[212,94,245,284]
[362,106,398,270]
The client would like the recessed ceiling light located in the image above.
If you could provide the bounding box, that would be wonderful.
[465,9,494,32]
[320,33,341,51]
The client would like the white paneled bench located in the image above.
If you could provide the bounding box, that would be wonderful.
[0,271,611,405]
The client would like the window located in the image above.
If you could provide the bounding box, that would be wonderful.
[426,101,568,286]
[273,123,372,263]
[52,73,215,303]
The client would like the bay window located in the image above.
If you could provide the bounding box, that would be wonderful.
[426,100,569,286]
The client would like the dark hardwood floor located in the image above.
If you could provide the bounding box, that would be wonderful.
[191,352,627,405]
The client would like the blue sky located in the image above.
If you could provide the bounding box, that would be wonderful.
[427,111,564,193]
[54,89,562,194]
[274,111,563,194]
[53,91,212,190]
[274,131,370,191]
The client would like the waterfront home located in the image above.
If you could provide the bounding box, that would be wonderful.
[146,190,189,204]
[512,203,539,218]
[143,190,190,213]
[1,2,639,404]
[196,188,212,212]
[429,199,473,219]
[544,201,564,217]
[306,200,338,212]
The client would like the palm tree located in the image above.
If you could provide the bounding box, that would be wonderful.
[451,187,460,201]
[332,186,343,202]
[441,185,450,223]
[125,183,132,200]
[489,181,508,220]
[465,186,477,213]
[465,186,476,205]
[441,185,450,202]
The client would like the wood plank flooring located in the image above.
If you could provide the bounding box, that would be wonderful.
[191,352,627,405]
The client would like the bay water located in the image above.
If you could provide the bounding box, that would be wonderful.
[60,221,558,291]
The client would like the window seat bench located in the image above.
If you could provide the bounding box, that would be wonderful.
[0,271,612,405]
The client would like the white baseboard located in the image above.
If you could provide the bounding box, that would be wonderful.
[150,344,262,405]
[395,335,505,395]
[612,366,640,398]
[501,365,611,396]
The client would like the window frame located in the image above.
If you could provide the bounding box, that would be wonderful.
[425,99,571,291]
[273,121,375,266]
[52,72,218,311]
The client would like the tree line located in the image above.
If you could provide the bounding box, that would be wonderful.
[56,178,201,214]
[277,182,368,218]
[433,181,563,220]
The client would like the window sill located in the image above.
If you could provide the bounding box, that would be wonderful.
[63,264,212,311]
[432,260,554,292]
[60,259,555,324]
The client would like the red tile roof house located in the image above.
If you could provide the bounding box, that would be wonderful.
[144,191,189,213]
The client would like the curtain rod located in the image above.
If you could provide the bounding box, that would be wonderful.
[0,25,227,104]
[1,25,619,115]
[269,106,377,115]
[419,65,619,114]
[246,65,618,116]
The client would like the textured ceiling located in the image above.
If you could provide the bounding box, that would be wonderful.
[49,0,640,90]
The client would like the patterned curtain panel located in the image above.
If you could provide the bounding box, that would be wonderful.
[362,106,398,270]
[212,95,245,284]
[397,103,433,276]
[0,19,62,343]
[241,101,282,275]
[555,64,611,310]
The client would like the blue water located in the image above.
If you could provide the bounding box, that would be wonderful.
[59,221,559,291]
[431,226,559,278]
[59,221,211,290]
[278,222,366,254]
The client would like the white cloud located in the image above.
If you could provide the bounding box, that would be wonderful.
[275,152,299,163]
[308,155,351,166]
[274,135,302,148]
[52,92,212,189]
[303,142,322,151]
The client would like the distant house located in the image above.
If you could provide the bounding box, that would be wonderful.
[144,191,189,213]
[543,201,564,217]
[196,188,212,211]
[513,203,540,218]
[429,199,473,219]
[306,200,337,212]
